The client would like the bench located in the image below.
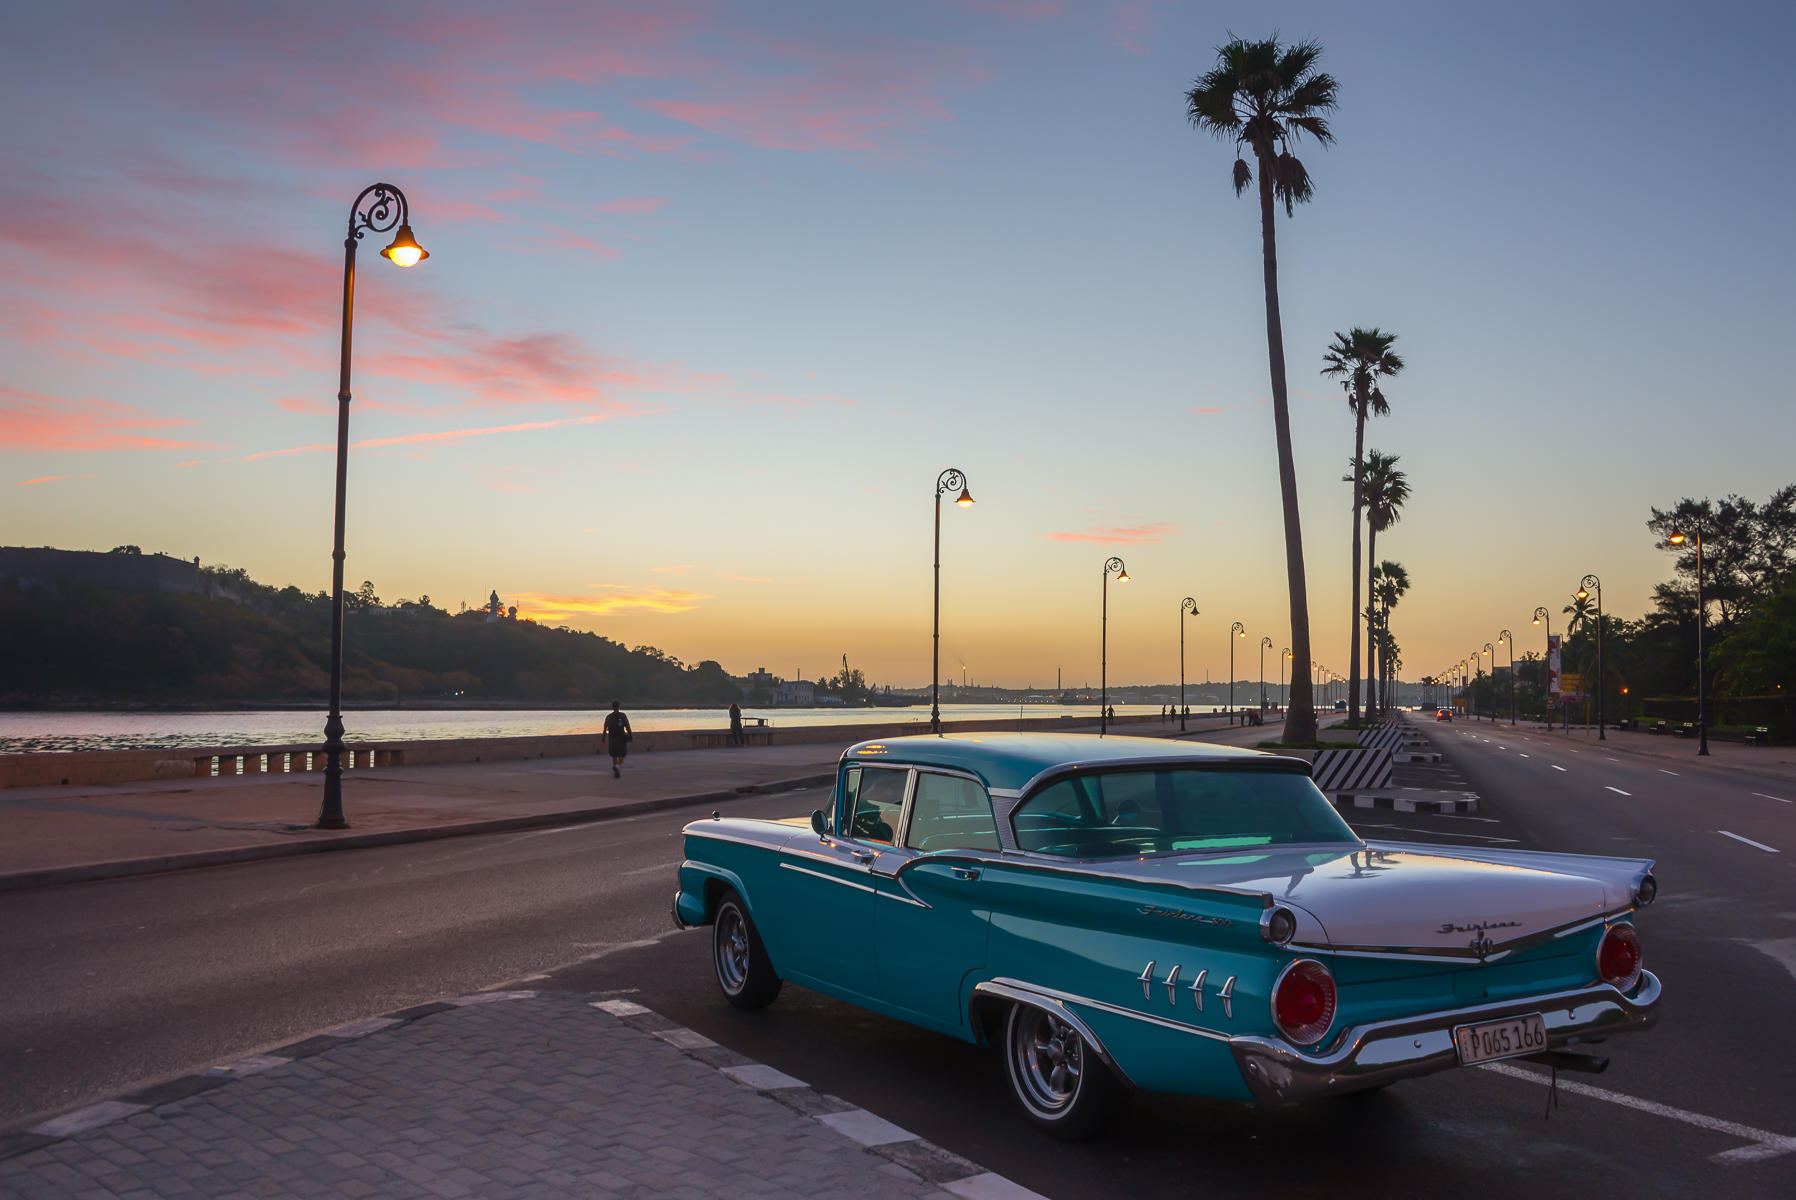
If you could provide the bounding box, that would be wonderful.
[1616,717,1636,731]
[1744,726,1772,747]
[1673,722,1696,739]
[1649,721,1669,735]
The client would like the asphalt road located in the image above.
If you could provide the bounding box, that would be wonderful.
[4,730,1793,1198]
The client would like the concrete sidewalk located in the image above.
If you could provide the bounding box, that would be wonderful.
[0,988,1042,1199]
[0,715,1279,891]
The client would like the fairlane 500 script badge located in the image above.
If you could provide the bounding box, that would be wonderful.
[1138,905,1233,927]
[1437,919,1522,934]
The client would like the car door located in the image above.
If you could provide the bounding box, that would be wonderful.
[871,769,997,1029]
[770,763,907,999]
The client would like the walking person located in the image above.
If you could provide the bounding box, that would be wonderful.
[603,701,632,778]
[728,701,743,747]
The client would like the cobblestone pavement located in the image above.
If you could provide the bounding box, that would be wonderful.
[0,991,1041,1199]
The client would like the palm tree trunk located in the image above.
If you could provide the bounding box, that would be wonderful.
[1347,407,1364,727]
[1364,525,1378,717]
[1256,152,1315,744]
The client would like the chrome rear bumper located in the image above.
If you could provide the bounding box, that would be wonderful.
[1229,971,1661,1104]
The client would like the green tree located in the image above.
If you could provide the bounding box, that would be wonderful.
[1372,559,1410,715]
[1322,327,1403,725]
[1186,36,1339,743]
[1358,451,1409,714]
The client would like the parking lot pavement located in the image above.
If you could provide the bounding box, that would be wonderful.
[0,990,1042,1200]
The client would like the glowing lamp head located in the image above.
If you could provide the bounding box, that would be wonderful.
[1667,529,1687,545]
[380,223,429,267]
[955,486,973,507]
[1533,616,1541,625]
[1117,570,1129,583]
[1576,588,1589,601]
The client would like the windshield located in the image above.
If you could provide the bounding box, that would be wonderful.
[1012,767,1360,858]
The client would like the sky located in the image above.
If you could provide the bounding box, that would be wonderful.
[4,0,1794,691]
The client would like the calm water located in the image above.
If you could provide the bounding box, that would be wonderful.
[0,704,1176,754]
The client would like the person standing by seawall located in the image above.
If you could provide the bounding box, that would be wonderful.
[603,701,632,777]
[728,701,744,746]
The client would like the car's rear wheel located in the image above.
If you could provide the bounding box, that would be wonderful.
[1001,1003,1125,1139]
[712,892,782,1010]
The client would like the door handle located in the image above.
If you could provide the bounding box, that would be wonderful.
[949,866,980,880]
[851,849,876,864]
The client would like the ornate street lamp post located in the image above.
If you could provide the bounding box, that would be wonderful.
[1499,630,1516,725]
[930,468,974,734]
[1179,597,1199,732]
[1667,528,1708,755]
[1281,648,1291,713]
[1579,574,1605,739]
[1228,622,1245,724]
[1482,643,1494,721]
[1100,557,1128,734]
[1260,636,1273,711]
[1533,606,1553,730]
[318,183,428,831]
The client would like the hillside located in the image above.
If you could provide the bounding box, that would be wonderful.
[0,557,737,708]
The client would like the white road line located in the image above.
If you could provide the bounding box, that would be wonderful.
[1659,769,1679,776]
[1519,753,1531,758]
[1752,792,1792,804]
[1717,830,1780,854]
[1570,749,1580,754]
[1551,765,1568,772]
[1606,787,1632,796]
[620,861,681,878]
[1606,757,1619,762]
[1480,1062,1796,1164]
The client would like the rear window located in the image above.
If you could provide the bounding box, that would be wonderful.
[1012,767,1358,858]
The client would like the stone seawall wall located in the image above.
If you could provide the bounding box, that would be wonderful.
[0,713,1172,789]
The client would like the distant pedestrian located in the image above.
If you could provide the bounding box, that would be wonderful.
[728,702,744,746]
[1106,704,1115,723]
[603,701,632,777]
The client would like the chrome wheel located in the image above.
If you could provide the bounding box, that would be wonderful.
[714,904,751,994]
[1010,1007,1084,1113]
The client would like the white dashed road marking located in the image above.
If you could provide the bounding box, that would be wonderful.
[1481,1062,1796,1164]
[1753,792,1792,804]
[1519,754,1531,758]
[1660,769,1679,775]
[1606,787,1632,796]
[1717,830,1780,854]
[1551,765,1568,772]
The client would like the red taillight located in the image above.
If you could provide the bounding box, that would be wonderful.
[1597,924,1642,991]
[1271,958,1336,1045]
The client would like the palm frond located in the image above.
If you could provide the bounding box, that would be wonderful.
[1273,151,1312,215]
[1233,156,1252,195]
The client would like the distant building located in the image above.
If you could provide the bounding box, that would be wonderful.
[746,667,777,689]
[484,590,516,622]
[776,680,815,706]
[0,546,202,595]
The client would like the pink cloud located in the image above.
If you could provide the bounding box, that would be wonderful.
[15,473,98,487]
[1109,0,1156,55]
[1042,522,1179,545]
[0,389,212,452]
[1192,406,1221,415]
[937,0,1065,18]
[243,412,615,461]
[599,196,669,216]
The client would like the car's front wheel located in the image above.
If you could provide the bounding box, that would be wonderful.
[1001,1003,1126,1139]
[712,892,782,1010]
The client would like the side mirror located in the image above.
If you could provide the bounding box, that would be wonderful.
[810,809,829,836]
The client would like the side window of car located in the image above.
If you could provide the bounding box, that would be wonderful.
[836,766,860,834]
[904,773,999,852]
[847,767,908,845]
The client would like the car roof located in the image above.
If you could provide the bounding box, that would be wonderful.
[840,732,1298,792]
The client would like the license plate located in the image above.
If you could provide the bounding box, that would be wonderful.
[1452,1013,1547,1065]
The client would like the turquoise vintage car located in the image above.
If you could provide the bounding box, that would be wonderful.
[672,734,1660,1137]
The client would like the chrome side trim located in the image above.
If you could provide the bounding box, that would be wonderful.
[889,847,1276,905]
[876,888,928,908]
[1189,968,1208,1012]
[1218,975,1236,1019]
[1137,961,1156,1000]
[971,981,1137,1089]
[1162,964,1181,1004]
[1229,971,1662,1105]
[778,862,876,894]
[983,977,1231,1043]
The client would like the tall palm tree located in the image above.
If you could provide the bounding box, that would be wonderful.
[1187,37,1339,744]
[1564,593,1595,634]
[1356,450,1409,715]
[1322,328,1403,726]
[1372,559,1410,715]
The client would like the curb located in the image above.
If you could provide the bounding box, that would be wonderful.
[0,771,834,894]
[1,989,1047,1199]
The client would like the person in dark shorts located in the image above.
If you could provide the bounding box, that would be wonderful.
[603,701,632,777]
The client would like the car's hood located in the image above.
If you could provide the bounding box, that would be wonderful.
[1093,842,1638,953]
